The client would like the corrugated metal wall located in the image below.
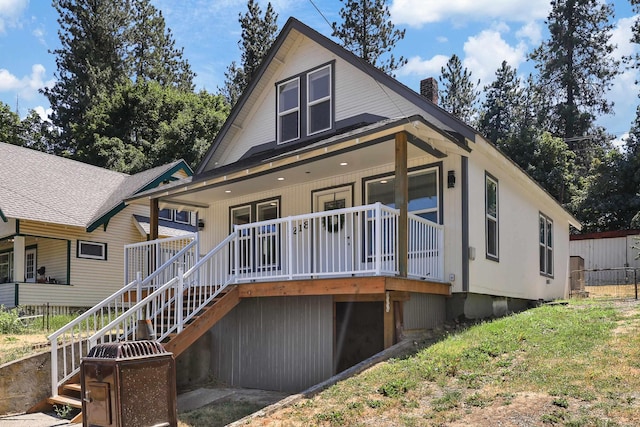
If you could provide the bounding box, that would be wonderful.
[208,295,333,393]
[404,293,446,330]
[570,236,640,271]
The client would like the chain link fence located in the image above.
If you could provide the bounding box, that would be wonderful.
[570,267,639,299]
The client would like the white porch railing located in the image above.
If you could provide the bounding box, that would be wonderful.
[231,202,444,282]
[47,237,198,396]
[124,233,197,287]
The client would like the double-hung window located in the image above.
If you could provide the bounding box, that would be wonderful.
[307,65,331,135]
[277,63,333,144]
[278,78,300,143]
[485,173,499,261]
[540,213,553,276]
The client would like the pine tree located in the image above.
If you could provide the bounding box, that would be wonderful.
[43,0,200,168]
[222,0,278,106]
[529,0,619,146]
[331,0,407,75]
[478,61,522,147]
[439,54,479,123]
[0,102,21,146]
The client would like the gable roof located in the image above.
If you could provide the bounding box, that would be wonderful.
[196,17,477,175]
[0,142,192,230]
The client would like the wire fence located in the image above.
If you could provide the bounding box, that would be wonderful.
[570,267,639,299]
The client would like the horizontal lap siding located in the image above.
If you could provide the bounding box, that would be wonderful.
[209,296,333,392]
[17,205,147,308]
[0,283,15,307]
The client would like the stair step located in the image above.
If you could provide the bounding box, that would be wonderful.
[48,394,82,409]
[63,383,82,392]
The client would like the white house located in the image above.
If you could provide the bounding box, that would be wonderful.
[45,17,580,405]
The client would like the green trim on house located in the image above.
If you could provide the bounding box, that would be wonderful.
[67,240,71,284]
[138,160,193,193]
[15,219,19,235]
[0,209,6,223]
[86,161,193,233]
[14,283,18,307]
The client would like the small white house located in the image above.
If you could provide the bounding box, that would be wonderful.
[120,18,580,392]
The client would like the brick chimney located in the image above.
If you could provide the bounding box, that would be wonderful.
[420,77,438,105]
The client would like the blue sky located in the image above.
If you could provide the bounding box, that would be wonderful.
[0,0,638,142]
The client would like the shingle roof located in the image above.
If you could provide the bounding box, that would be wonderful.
[0,143,189,229]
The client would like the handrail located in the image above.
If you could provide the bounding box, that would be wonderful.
[48,235,198,396]
[89,232,238,347]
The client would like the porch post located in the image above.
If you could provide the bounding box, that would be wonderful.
[13,236,25,282]
[394,131,408,278]
[150,198,159,241]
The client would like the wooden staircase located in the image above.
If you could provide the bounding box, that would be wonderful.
[30,285,240,423]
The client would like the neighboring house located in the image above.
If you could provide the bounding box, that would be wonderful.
[0,142,195,312]
[570,230,640,286]
[52,17,580,399]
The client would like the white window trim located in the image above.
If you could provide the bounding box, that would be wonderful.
[158,209,173,221]
[78,240,107,260]
[485,173,499,261]
[174,210,191,225]
[277,77,300,144]
[540,213,553,277]
[307,65,332,136]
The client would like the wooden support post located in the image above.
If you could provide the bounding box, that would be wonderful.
[395,131,408,278]
[383,291,394,349]
[150,198,159,241]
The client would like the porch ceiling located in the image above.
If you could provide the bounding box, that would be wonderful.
[131,120,464,211]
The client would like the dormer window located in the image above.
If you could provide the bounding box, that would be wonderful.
[277,62,334,144]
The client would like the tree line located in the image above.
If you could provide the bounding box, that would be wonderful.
[1,0,639,233]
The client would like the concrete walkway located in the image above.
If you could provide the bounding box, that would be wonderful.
[0,387,289,427]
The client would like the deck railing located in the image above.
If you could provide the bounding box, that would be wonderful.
[124,233,198,287]
[232,203,443,282]
[48,236,198,396]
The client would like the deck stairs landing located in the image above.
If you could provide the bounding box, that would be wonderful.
[42,285,240,424]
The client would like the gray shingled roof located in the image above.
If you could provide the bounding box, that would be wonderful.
[0,143,187,228]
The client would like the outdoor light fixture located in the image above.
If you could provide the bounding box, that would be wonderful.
[447,170,456,188]
[198,219,205,231]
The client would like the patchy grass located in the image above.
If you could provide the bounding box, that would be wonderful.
[178,400,266,427]
[0,307,81,365]
[245,299,640,426]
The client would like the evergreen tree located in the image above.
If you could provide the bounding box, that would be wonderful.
[529,0,619,147]
[331,0,407,75]
[478,61,522,146]
[43,0,197,165]
[222,0,278,105]
[439,54,479,123]
[0,102,21,146]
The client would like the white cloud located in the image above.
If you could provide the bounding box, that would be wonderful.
[0,0,27,34]
[397,54,449,77]
[462,30,528,86]
[515,21,543,46]
[390,0,550,27]
[0,64,55,100]
[33,105,52,122]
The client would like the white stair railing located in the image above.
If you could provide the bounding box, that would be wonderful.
[124,233,197,287]
[407,214,445,280]
[48,236,198,396]
[89,232,238,347]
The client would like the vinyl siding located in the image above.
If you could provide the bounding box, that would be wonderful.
[15,204,149,308]
[466,137,572,301]
[214,37,425,167]
[207,296,333,392]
